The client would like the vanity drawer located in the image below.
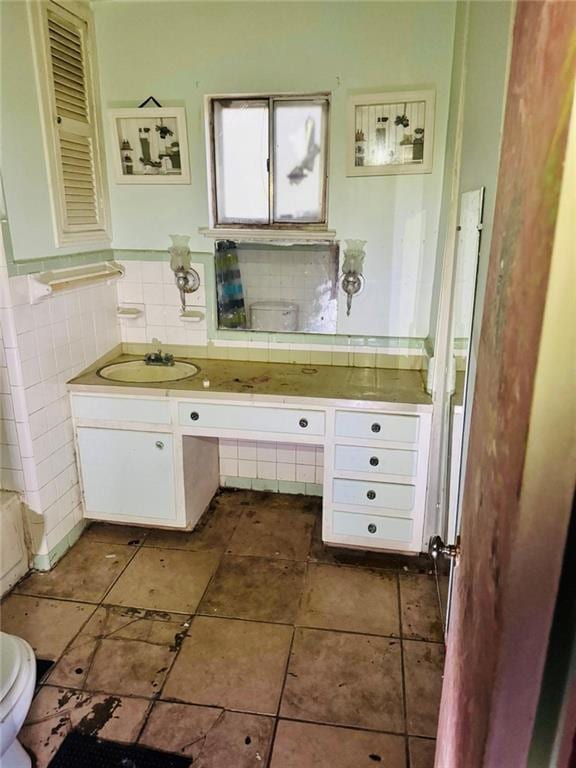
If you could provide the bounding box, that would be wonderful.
[332,510,414,544]
[334,445,417,478]
[72,395,171,425]
[178,402,325,436]
[335,410,420,444]
[333,477,415,512]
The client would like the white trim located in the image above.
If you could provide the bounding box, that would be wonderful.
[199,227,337,244]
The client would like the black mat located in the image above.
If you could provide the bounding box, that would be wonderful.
[35,658,54,684]
[48,732,192,768]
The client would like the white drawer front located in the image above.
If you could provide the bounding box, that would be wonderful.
[178,402,325,436]
[334,445,417,477]
[333,478,415,512]
[335,410,420,443]
[72,395,171,424]
[333,510,413,543]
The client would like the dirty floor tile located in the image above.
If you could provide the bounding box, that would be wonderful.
[20,686,149,768]
[227,503,315,560]
[270,720,406,767]
[15,540,135,603]
[0,594,95,660]
[104,547,220,613]
[145,494,244,552]
[163,616,292,714]
[399,574,443,641]
[280,628,404,732]
[409,737,437,768]
[139,702,274,766]
[199,555,306,624]
[48,605,188,697]
[296,563,399,636]
[403,640,445,737]
[82,522,149,546]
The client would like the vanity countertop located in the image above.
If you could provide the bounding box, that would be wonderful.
[68,353,432,408]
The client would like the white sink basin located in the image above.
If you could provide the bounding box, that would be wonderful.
[97,360,199,383]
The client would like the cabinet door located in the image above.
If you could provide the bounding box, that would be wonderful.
[77,428,176,523]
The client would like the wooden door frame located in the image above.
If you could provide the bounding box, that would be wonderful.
[435,1,576,765]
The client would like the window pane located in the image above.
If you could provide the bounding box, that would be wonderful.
[214,100,269,224]
[273,100,327,223]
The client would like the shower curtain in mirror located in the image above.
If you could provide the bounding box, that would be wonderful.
[215,240,247,329]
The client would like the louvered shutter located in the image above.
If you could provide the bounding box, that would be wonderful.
[42,2,108,240]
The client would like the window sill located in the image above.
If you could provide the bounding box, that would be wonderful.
[199,227,337,245]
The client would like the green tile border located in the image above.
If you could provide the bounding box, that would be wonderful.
[32,518,87,572]
[221,476,323,497]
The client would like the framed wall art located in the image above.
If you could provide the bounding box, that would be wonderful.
[109,107,190,184]
[347,90,435,176]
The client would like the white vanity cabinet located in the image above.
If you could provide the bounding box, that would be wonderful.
[70,390,431,553]
[77,427,177,525]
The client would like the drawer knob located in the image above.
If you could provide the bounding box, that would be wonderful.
[366,490,376,500]
[371,423,381,433]
[369,456,379,467]
[368,523,377,534]
[155,441,164,450]
[190,411,200,421]
[299,418,309,428]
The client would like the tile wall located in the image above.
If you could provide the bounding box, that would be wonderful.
[218,439,324,496]
[0,269,120,569]
[0,323,23,491]
[116,260,208,347]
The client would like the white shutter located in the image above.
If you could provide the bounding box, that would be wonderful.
[30,1,109,245]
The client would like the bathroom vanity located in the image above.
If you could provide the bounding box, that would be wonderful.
[68,355,432,554]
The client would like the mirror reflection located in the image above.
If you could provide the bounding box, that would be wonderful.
[215,241,339,333]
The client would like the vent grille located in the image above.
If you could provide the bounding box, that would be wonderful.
[59,134,98,226]
[47,12,88,122]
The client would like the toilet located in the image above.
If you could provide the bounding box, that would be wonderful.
[250,301,299,332]
[0,632,36,768]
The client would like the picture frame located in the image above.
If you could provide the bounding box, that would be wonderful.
[109,107,191,184]
[347,89,435,176]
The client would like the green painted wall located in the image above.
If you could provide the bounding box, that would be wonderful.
[93,1,456,339]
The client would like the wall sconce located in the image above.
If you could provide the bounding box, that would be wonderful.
[169,234,200,312]
[341,239,366,316]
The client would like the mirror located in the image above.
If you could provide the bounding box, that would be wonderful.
[215,241,339,334]
[447,188,484,541]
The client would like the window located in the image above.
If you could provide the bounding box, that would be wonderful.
[207,94,330,229]
[29,0,110,246]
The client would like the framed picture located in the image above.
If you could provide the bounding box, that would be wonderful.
[347,90,435,176]
[109,107,190,184]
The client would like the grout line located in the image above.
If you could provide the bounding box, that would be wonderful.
[396,571,411,768]
[267,623,297,768]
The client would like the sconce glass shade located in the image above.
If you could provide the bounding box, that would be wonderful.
[169,234,192,271]
[342,239,367,274]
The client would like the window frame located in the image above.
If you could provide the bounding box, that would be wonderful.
[205,92,331,231]
[28,0,111,248]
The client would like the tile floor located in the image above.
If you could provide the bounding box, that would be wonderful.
[1,490,446,768]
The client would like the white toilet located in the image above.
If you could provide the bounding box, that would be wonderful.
[0,632,36,768]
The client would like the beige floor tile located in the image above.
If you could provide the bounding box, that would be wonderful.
[14,540,135,603]
[140,702,274,766]
[280,628,404,732]
[48,605,189,696]
[145,493,244,551]
[0,594,95,660]
[400,574,444,641]
[227,502,315,560]
[296,563,399,636]
[163,616,292,714]
[199,555,306,624]
[20,686,149,768]
[104,547,221,613]
[403,640,445,737]
[82,522,149,546]
[409,737,437,768]
[270,720,407,768]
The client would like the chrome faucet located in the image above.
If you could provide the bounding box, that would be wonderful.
[145,349,175,366]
